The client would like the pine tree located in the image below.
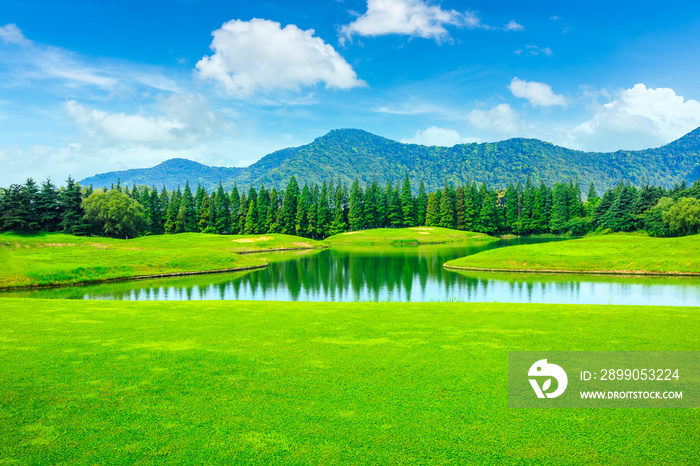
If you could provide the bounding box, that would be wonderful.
[280,177,300,234]
[266,188,280,233]
[348,179,364,231]
[198,193,212,232]
[438,183,455,228]
[295,184,312,236]
[306,185,319,238]
[363,180,378,228]
[475,190,495,233]
[230,185,241,234]
[180,182,197,232]
[256,186,270,234]
[505,183,518,231]
[60,177,89,235]
[416,180,428,226]
[454,186,466,230]
[215,182,231,234]
[316,181,331,237]
[425,192,440,226]
[400,174,415,227]
[244,187,258,234]
[593,188,615,229]
[36,178,62,232]
[608,183,636,232]
[164,187,181,234]
[1,185,31,232]
[237,193,247,234]
[550,182,569,233]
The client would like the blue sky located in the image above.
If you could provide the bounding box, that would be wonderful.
[2,0,700,186]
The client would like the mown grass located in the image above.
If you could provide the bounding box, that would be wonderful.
[0,233,323,289]
[324,227,497,246]
[0,299,696,465]
[445,233,700,275]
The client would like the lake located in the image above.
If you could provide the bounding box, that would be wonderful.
[6,237,700,306]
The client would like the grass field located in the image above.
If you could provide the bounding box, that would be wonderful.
[323,227,496,247]
[0,299,697,465]
[445,233,700,275]
[0,233,323,289]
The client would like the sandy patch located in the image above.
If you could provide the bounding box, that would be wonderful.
[418,232,429,235]
[90,244,111,249]
[342,231,361,235]
[292,242,312,247]
[231,236,273,243]
[43,243,76,247]
[410,227,434,231]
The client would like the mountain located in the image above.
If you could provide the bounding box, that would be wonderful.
[79,128,700,192]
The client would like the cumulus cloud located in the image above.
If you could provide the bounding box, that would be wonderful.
[65,94,235,149]
[504,20,524,31]
[195,19,364,98]
[466,103,522,135]
[0,23,32,47]
[509,77,567,107]
[340,0,483,43]
[401,126,480,146]
[572,83,700,150]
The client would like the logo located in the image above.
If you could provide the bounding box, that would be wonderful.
[528,359,568,398]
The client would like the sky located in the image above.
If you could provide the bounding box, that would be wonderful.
[2,0,700,186]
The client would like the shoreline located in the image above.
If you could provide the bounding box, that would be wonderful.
[0,263,268,292]
[443,264,700,277]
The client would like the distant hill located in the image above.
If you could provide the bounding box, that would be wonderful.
[80,127,700,192]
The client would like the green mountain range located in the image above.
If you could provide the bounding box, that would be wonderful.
[79,127,700,192]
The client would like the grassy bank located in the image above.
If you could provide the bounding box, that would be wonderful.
[445,233,700,275]
[0,233,322,289]
[324,227,496,247]
[0,299,696,465]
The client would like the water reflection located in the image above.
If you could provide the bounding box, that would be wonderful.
[4,237,700,306]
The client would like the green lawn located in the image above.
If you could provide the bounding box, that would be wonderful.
[445,233,700,275]
[324,227,496,247]
[0,299,696,465]
[0,233,323,289]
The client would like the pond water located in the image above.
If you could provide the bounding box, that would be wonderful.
[6,237,700,306]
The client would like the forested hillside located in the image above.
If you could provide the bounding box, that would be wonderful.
[78,128,700,192]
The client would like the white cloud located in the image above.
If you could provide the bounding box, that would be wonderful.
[0,23,32,47]
[0,26,184,93]
[65,94,235,149]
[195,18,364,98]
[340,0,483,43]
[572,83,700,150]
[466,103,522,135]
[504,20,524,31]
[525,44,552,56]
[401,126,480,146]
[509,77,567,107]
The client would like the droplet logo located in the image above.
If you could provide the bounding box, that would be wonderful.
[528,359,568,398]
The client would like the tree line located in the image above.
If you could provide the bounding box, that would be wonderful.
[1,175,699,239]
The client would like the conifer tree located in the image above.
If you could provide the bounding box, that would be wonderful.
[179,182,197,232]
[36,178,62,232]
[416,180,428,226]
[230,185,240,234]
[295,184,312,236]
[550,182,570,233]
[215,182,231,234]
[280,177,300,234]
[266,188,280,233]
[400,174,415,227]
[316,181,331,237]
[438,183,454,228]
[505,183,518,230]
[454,186,466,230]
[425,192,440,226]
[477,190,497,234]
[164,187,181,234]
[237,193,247,234]
[348,179,364,231]
[244,187,258,234]
[256,186,270,234]
[363,180,378,228]
[60,177,89,235]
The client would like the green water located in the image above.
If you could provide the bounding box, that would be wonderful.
[5,236,700,305]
